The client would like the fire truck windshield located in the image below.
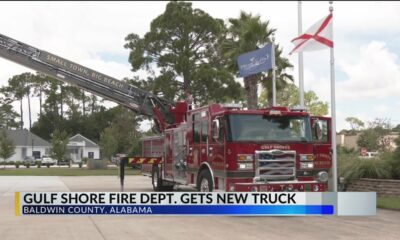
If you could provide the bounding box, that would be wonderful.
[227,114,311,142]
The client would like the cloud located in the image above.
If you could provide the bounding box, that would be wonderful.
[79,58,132,80]
[338,41,400,100]
[1,1,400,131]
[373,104,389,114]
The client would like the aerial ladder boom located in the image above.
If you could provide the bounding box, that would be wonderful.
[0,33,177,131]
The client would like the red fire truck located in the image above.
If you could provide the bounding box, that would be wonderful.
[139,104,331,192]
[0,33,332,192]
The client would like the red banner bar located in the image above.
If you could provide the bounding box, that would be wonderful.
[128,157,163,164]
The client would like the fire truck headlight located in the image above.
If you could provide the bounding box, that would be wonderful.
[300,162,314,169]
[300,154,314,161]
[237,163,253,170]
[237,154,253,161]
[317,171,329,182]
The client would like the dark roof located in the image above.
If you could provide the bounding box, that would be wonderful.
[4,129,50,147]
[69,134,98,148]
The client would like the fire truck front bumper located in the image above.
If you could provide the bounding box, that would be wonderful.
[234,180,327,192]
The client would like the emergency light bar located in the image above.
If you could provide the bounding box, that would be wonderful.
[289,106,308,112]
[220,103,243,109]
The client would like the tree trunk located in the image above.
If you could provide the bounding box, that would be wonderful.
[60,84,64,118]
[244,74,259,109]
[39,89,42,117]
[19,98,23,129]
[27,92,32,130]
[183,69,190,102]
[267,84,273,107]
[82,90,85,116]
[91,95,96,114]
[260,73,276,108]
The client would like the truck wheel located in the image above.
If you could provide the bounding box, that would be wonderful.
[197,169,213,192]
[152,166,174,191]
[152,166,163,191]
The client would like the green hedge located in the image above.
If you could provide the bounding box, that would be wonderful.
[0,161,16,165]
[338,150,400,186]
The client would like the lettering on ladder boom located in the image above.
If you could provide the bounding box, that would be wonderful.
[41,52,125,89]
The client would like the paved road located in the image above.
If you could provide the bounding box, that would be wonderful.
[0,176,399,240]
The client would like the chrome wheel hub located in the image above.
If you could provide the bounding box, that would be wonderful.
[200,178,210,192]
[153,173,158,187]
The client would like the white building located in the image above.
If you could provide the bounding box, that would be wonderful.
[67,134,100,162]
[2,129,50,162]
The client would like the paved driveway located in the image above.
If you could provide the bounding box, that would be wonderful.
[0,176,399,240]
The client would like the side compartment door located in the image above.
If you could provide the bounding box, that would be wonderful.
[164,131,174,179]
[173,129,187,182]
[200,114,209,164]
[187,113,201,174]
[209,116,226,190]
[311,117,332,170]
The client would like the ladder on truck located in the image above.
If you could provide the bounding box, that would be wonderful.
[0,33,175,190]
[0,33,175,131]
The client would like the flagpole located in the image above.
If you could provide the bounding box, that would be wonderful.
[329,1,338,192]
[272,33,276,106]
[298,1,305,108]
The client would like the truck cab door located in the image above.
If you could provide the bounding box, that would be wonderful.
[311,117,332,170]
[172,129,187,183]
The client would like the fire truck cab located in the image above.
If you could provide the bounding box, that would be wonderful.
[144,103,332,192]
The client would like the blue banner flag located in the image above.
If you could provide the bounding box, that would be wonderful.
[237,44,273,78]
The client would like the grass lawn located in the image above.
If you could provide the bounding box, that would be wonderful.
[0,167,140,176]
[377,196,400,211]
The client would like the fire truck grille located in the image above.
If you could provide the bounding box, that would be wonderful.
[255,150,296,181]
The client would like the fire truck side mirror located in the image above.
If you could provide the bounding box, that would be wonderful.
[212,119,220,140]
[313,120,323,140]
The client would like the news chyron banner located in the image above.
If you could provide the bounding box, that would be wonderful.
[15,192,376,216]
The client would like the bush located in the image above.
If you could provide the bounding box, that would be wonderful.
[337,146,356,155]
[338,151,394,186]
[351,159,392,179]
[342,159,391,184]
[82,158,89,164]
[385,152,400,179]
[25,162,31,168]
[15,161,21,168]
[36,161,42,168]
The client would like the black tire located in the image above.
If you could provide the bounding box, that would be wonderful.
[197,169,213,192]
[151,165,173,191]
[152,165,163,191]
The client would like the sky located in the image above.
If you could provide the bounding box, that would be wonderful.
[1,1,400,131]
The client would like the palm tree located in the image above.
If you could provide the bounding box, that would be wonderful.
[261,45,294,106]
[32,73,51,118]
[221,11,293,109]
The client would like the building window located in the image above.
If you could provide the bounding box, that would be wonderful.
[32,151,41,159]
